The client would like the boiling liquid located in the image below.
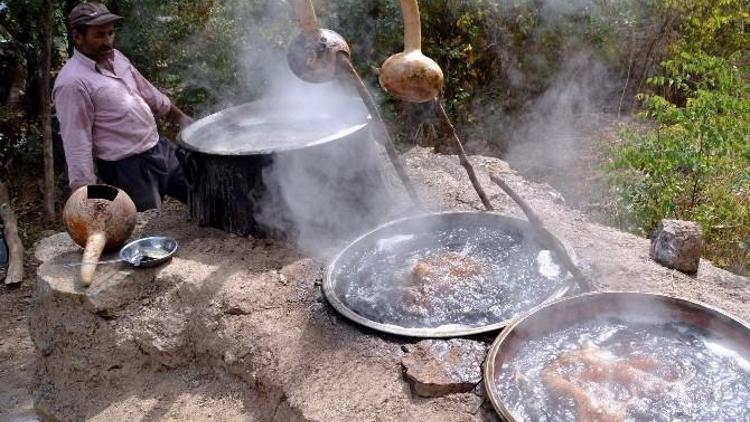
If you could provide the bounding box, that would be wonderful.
[190,119,367,153]
[336,225,570,328]
[496,318,750,421]
[183,98,369,154]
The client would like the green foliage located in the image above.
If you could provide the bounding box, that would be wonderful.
[114,0,233,113]
[34,0,663,146]
[607,51,750,273]
[1,0,59,114]
[0,105,42,172]
[663,0,749,56]
[327,0,652,147]
[606,0,749,273]
[113,0,292,119]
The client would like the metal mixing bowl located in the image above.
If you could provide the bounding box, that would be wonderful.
[119,236,178,268]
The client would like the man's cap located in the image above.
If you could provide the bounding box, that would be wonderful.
[69,2,123,28]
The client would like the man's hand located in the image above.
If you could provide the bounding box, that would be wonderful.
[167,104,193,129]
[178,114,193,129]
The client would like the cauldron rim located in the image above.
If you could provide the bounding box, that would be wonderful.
[176,96,371,156]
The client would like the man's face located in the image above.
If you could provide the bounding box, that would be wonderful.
[73,22,115,62]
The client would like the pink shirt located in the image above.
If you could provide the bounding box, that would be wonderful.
[53,49,172,189]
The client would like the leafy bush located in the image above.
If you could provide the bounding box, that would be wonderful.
[0,105,42,172]
[607,51,750,273]
[663,0,749,57]
[327,0,655,148]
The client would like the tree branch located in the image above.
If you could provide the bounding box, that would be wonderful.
[0,181,24,285]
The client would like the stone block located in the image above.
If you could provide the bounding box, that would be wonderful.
[650,219,703,273]
[401,339,487,398]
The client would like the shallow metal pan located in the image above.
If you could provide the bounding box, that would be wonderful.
[484,291,750,421]
[323,211,578,338]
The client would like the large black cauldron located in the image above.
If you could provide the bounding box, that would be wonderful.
[176,96,392,239]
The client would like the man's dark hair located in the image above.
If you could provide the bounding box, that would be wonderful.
[71,24,89,37]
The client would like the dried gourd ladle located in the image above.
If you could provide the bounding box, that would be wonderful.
[381,0,492,210]
[286,0,350,83]
[286,0,422,206]
[63,184,137,287]
[378,0,444,103]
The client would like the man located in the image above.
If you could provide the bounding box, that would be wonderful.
[54,2,193,211]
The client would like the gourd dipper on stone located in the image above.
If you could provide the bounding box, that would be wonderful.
[379,0,444,103]
[63,185,136,287]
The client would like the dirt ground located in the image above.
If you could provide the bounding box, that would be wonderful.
[1,202,263,422]
[0,281,37,422]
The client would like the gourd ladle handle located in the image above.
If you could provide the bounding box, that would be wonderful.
[293,0,320,39]
[489,174,592,292]
[80,231,106,286]
[400,0,421,53]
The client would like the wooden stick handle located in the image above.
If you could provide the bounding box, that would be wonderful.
[433,100,493,210]
[489,173,592,291]
[338,53,423,208]
[293,0,320,38]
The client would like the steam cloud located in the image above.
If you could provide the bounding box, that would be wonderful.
[166,1,410,256]
[483,0,631,208]
[177,0,633,252]
[502,50,618,197]
[253,73,399,256]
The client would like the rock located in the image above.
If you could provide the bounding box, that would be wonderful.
[133,304,192,368]
[401,339,487,398]
[650,219,703,273]
[35,248,161,316]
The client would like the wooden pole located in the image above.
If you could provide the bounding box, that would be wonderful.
[41,0,56,219]
[0,181,24,285]
[337,53,423,207]
[489,173,592,292]
[433,99,494,210]
[292,0,320,39]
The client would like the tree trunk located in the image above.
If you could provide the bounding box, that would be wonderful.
[64,0,79,56]
[0,181,24,285]
[41,0,56,219]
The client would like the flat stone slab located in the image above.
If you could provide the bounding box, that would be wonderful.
[402,339,487,397]
[30,148,750,421]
